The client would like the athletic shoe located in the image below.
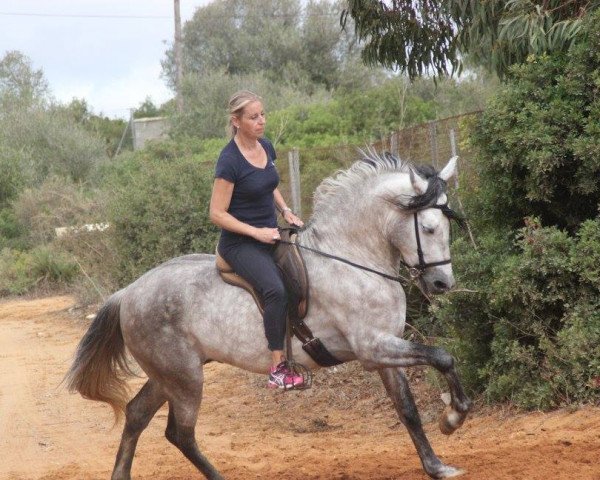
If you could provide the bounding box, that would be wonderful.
[267,361,304,389]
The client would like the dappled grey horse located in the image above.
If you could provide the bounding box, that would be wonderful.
[67,152,472,479]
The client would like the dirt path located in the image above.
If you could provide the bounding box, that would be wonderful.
[1,296,599,480]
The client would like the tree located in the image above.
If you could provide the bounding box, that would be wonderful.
[342,0,600,79]
[0,50,49,110]
[467,8,600,232]
[59,98,130,158]
[134,97,163,119]
[162,0,361,91]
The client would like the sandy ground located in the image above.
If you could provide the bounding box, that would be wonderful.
[1,295,599,480]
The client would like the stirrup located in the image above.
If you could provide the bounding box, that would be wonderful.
[284,359,312,391]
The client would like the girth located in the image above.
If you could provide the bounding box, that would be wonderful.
[215,228,342,367]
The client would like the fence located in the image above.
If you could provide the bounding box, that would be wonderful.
[277,111,482,218]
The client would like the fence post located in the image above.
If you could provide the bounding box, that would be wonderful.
[390,132,399,157]
[449,128,458,158]
[288,148,302,218]
[428,121,438,168]
[449,129,478,249]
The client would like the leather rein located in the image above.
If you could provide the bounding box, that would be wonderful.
[283,202,457,283]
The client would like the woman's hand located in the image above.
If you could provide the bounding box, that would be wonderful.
[283,210,304,227]
[253,227,281,244]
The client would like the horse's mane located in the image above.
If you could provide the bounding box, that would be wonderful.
[312,149,447,220]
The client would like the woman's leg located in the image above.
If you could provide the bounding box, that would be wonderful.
[222,241,288,353]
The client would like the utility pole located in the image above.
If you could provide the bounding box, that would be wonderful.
[174,0,184,113]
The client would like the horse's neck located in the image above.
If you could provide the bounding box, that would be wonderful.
[300,206,399,275]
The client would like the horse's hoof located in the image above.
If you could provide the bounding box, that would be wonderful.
[439,406,466,435]
[437,466,466,478]
[427,462,466,479]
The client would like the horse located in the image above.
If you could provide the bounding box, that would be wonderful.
[66,151,472,479]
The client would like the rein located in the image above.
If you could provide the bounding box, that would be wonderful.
[279,240,407,283]
[282,202,458,284]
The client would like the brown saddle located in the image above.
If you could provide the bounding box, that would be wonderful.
[216,228,342,367]
[215,229,309,319]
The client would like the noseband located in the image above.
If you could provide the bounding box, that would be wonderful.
[400,203,455,279]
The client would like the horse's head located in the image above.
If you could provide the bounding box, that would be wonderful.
[385,156,460,295]
[307,152,462,294]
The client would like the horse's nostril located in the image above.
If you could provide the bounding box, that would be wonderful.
[433,280,448,291]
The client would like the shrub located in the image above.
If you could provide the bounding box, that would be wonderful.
[0,107,107,186]
[434,217,600,408]
[0,245,78,295]
[105,154,220,284]
[433,11,600,409]
[469,12,600,232]
[12,175,102,245]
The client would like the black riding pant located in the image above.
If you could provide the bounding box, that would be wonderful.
[219,239,288,351]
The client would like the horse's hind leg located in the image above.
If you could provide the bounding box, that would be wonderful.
[112,380,166,480]
[378,368,464,479]
[163,372,223,480]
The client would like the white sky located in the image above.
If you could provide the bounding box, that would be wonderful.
[0,0,212,118]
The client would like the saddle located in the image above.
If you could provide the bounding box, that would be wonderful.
[215,228,342,367]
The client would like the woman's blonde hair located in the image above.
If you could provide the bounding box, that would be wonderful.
[227,90,262,137]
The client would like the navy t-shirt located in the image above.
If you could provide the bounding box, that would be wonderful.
[215,137,279,250]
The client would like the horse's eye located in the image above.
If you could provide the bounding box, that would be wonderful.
[422,225,435,234]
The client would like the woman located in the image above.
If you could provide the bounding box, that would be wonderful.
[209,90,304,389]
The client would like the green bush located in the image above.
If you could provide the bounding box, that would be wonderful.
[0,246,78,295]
[433,218,600,408]
[429,11,600,409]
[105,154,220,285]
[469,12,600,232]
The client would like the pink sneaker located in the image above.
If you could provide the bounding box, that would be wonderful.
[267,361,304,389]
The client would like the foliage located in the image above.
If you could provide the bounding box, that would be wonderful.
[169,70,331,140]
[0,50,48,110]
[264,74,494,148]
[163,0,362,92]
[104,153,220,284]
[342,0,459,78]
[426,14,600,409]
[424,233,512,393]
[12,175,103,245]
[59,98,131,158]
[0,245,78,296]
[0,105,108,185]
[0,146,26,209]
[0,209,26,251]
[133,97,166,119]
[343,0,600,79]
[432,218,600,409]
[469,11,600,232]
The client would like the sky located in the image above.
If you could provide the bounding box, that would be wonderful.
[0,0,212,118]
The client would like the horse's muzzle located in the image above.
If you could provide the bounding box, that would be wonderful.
[422,271,455,295]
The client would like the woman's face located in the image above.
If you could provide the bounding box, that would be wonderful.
[235,100,265,138]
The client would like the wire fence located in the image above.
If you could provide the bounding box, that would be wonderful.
[277,111,482,219]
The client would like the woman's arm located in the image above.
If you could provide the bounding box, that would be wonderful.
[273,188,304,227]
[210,178,280,243]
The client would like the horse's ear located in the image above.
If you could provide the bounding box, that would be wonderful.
[439,156,458,182]
[409,168,428,195]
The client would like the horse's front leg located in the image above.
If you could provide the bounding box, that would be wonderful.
[379,367,464,479]
[361,336,472,435]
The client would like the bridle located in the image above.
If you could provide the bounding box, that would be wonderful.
[400,202,455,279]
[281,202,461,284]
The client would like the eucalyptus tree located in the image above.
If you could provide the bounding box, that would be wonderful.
[162,0,362,91]
[342,0,600,78]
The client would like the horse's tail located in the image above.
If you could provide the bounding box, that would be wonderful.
[65,292,134,422]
